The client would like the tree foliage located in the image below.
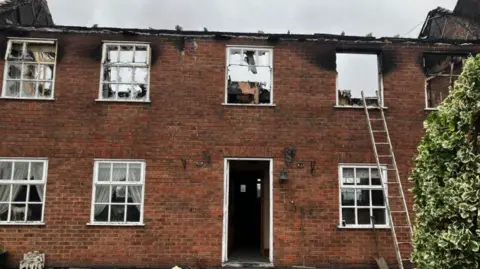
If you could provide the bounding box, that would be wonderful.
[411,55,480,269]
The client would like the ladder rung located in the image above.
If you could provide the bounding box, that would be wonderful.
[378,155,392,157]
[375,142,389,145]
[372,130,386,132]
[370,118,383,120]
[388,196,402,198]
[386,181,399,184]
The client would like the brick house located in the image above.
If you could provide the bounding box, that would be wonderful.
[0,24,479,269]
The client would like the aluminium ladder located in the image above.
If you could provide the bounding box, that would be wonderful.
[361,91,414,269]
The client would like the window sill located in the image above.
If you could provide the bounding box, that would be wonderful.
[0,222,45,226]
[334,105,388,109]
[222,103,276,107]
[95,99,151,103]
[424,107,439,111]
[86,222,145,227]
[336,224,390,229]
[0,97,55,101]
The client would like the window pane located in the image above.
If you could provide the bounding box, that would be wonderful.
[373,208,386,225]
[95,185,110,203]
[119,46,134,63]
[27,204,42,221]
[257,50,271,66]
[112,163,127,181]
[133,68,148,83]
[117,84,132,99]
[0,162,13,179]
[372,190,384,206]
[8,43,23,60]
[357,208,371,225]
[13,185,27,202]
[102,84,116,99]
[29,185,43,202]
[128,186,142,204]
[11,204,28,221]
[22,82,37,97]
[98,163,111,181]
[341,189,355,206]
[112,185,126,202]
[5,81,20,97]
[106,46,119,63]
[25,43,56,63]
[371,168,381,185]
[0,205,7,221]
[118,67,133,83]
[38,64,54,80]
[103,66,117,82]
[30,162,44,181]
[342,168,355,185]
[133,85,147,100]
[38,82,52,98]
[13,162,29,180]
[134,46,148,63]
[356,168,369,185]
[110,205,125,222]
[356,190,370,206]
[0,185,10,201]
[128,164,142,182]
[94,204,108,222]
[23,64,38,79]
[342,208,355,225]
[126,205,140,222]
[7,63,22,79]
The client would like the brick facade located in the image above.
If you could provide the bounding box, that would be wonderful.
[0,27,479,268]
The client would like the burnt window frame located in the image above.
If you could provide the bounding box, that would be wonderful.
[1,38,58,100]
[423,52,468,109]
[335,51,384,108]
[224,46,274,106]
[98,41,151,103]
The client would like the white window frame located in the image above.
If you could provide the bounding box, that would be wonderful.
[89,159,146,226]
[97,41,151,102]
[0,158,48,225]
[335,52,384,108]
[1,38,58,100]
[338,164,389,229]
[224,46,274,106]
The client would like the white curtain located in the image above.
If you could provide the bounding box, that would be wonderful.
[94,165,111,217]
[128,167,142,210]
[31,163,44,202]
[0,162,28,215]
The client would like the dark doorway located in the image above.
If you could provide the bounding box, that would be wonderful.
[227,160,270,264]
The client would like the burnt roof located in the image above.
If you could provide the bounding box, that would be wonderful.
[454,0,480,23]
[0,0,54,26]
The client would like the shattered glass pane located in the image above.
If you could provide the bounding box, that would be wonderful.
[38,65,54,80]
[117,84,132,99]
[257,50,271,66]
[244,50,256,66]
[7,43,23,60]
[134,46,148,63]
[118,67,133,83]
[424,54,466,75]
[23,64,38,79]
[133,85,147,100]
[5,81,20,97]
[119,46,134,63]
[7,63,22,79]
[103,66,118,82]
[427,76,450,108]
[25,43,56,63]
[133,68,148,83]
[102,84,116,99]
[22,82,37,97]
[37,82,52,98]
[106,45,119,63]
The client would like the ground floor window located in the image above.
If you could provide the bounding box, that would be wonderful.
[0,159,48,223]
[91,160,145,225]
[339,164,388,228]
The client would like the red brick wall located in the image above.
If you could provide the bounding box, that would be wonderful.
[0,32,476,268]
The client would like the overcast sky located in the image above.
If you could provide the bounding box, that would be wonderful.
[47,0,458,38]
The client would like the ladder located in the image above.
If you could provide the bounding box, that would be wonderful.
[361,91,413,269]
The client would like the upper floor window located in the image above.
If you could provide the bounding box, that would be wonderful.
[339,164,388,228]
[424,53,466,109]
[226,47,273,105]
[2,39,57,99]
[99,42,151,102]
[336,52,382,107]
[90,160,145,225]
[0,159,48,224]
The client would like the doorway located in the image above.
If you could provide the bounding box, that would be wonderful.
[222,158,273,266]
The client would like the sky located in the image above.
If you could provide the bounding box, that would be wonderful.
[47,0,458,38]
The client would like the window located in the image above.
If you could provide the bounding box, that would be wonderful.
[336,53,382,107]
[2,39,57,99]
[90,160,145,225]
[339,165,388,228]
[226,47,273,105]
[99,42,150,102]
[0,159,48,224]
[424,53,466,109]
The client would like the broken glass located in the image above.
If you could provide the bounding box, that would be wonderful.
[119,46,134,63]
[23,64,38,79]
[25,43,56,63]
[7,43,23,60]
[5,81,20,97]
[21,82,37,97]
[117,85,132,99]
[103,66,118,83]
[106,45,119,63]
[118,67,133,83]
[37,82,52,98]
[133,68,148,84]
[7,63,22,79]
[134,46,148,63]
[102,84,116,99]
[133,85,147,100]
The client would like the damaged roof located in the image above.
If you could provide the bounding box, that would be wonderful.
[0,0,54,26]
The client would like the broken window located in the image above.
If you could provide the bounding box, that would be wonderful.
[424,54,466,108]
[336,53,382,107]
[2,39,57,99]
[91,160,145,225]
[100,43,150,102]
[226,47,273,105]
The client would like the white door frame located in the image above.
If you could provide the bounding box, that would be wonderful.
[222,157,274,264]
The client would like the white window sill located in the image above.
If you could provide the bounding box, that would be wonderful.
[424,107,439,111]
[86,222,145,227]
[336,224,390,229]
[222,103,276,107]
[334,105,388,109]
[0,222,45,226]
[95,99,151,103]
[0,97,55,101]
